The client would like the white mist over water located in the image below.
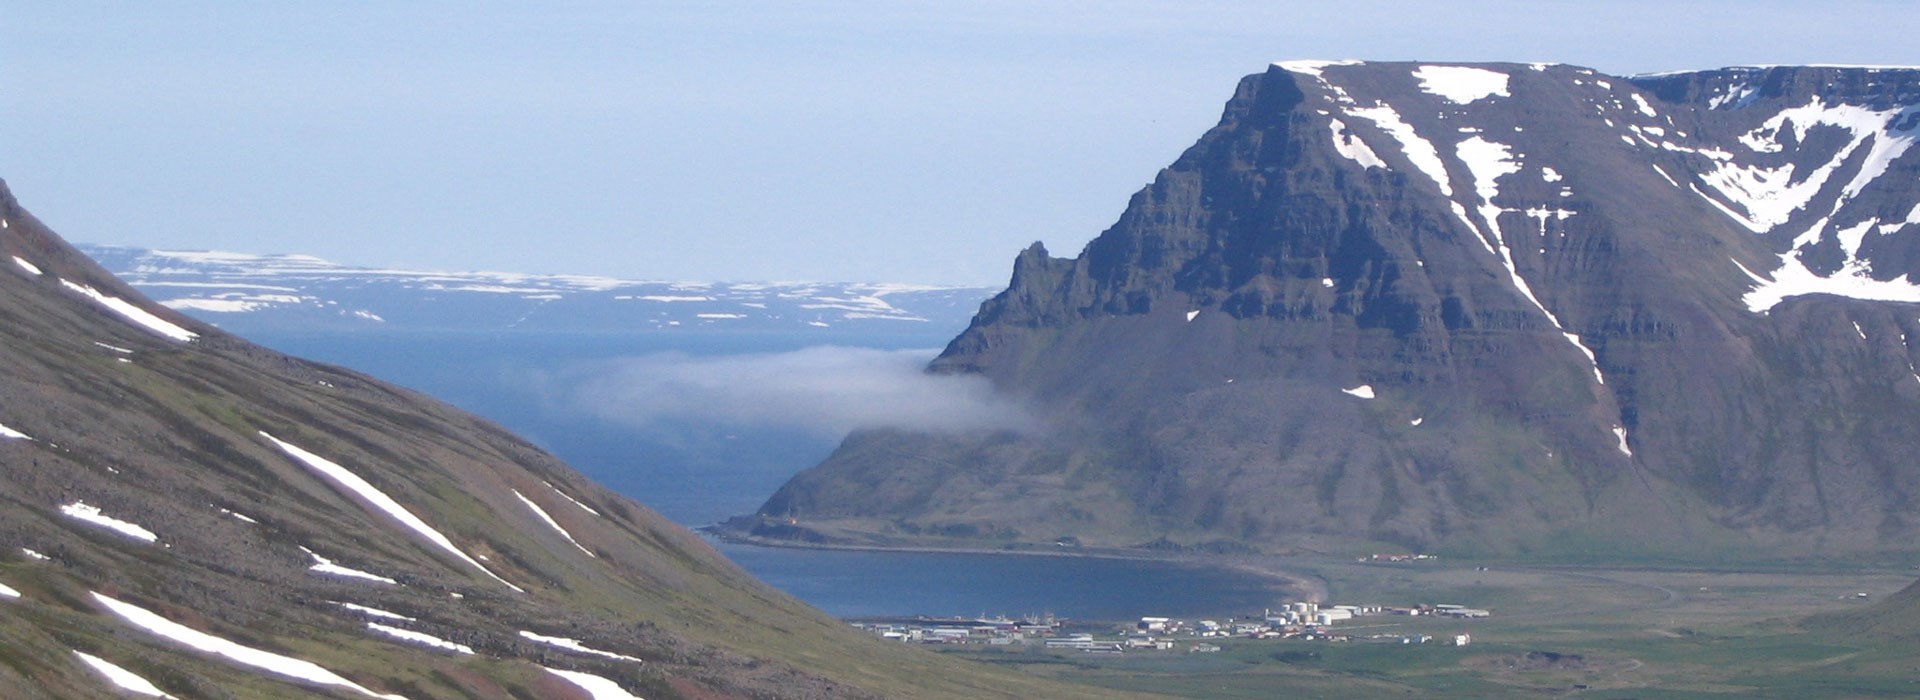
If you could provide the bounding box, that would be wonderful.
[566,346,1040,438]
[236,331,1283,618]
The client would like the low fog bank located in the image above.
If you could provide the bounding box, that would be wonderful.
[564,346,1039,439]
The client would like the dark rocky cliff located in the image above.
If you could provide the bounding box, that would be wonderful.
[747,63,1920,560]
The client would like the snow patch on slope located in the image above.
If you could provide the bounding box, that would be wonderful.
[74,651,176,699]
[1630,93,1659,117]
[1347,104,1454,197]
[1705,78,1759,110]
[1313,67,1597,373]
[14,256,42,276]
[334,601,415,622]
[1455,136,1607,384]
[545,481,601,517]
[1327,117,1386,169]
[61,502,158,543]
[1274,59,1362,77]
[0,581,20,599]
[302,546,398,585]
[513,489,594,558]
[519,631,645,663]
[0,421,30,440]
[1413,65,1510,104]
[1725,97,1920,312]
[367,622,474,655]
[1341,385,1376,399]
[91,592,408,699]
[58,280,197,342]
[1457,136,1523,254]
[1741,253,1920,312]
[261,432,523,593]
[1523,207,1577,229]
[543,666,647,700]
[1699,99,1919,235]
[1834,219,1879,259]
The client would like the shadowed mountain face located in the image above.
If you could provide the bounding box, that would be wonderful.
[0,181,1129,700]
[747,63,1920,560]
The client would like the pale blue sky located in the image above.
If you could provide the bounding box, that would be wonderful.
[5,2,1914,284]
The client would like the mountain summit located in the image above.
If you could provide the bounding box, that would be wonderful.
[743,63,1920,560]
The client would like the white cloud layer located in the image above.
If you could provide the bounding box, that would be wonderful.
[568,347,1037,437]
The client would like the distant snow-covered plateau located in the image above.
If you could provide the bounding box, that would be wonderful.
[81,244,995,337]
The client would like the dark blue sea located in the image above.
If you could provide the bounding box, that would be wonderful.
[251,329,1290,621]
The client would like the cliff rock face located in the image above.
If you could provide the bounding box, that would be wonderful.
[753,63,1920,559]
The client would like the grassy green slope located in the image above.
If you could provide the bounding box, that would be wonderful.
[0,183,1148,699]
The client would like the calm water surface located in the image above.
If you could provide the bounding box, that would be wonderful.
[715,542,1287,620]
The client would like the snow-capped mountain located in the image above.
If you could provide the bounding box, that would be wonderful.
[79,244,995,337]
[739,63,1920,560]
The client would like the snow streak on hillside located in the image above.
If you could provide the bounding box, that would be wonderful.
[1285,62,1612,387]
[92,593,409,699]
[262,432,523,593]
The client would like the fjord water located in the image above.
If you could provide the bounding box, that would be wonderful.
[253,330,1289,620]
[717,543,1284,620]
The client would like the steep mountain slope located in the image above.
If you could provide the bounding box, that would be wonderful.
[0,180,1137,699]
[77,244,993,338]
[742,63,1920,561]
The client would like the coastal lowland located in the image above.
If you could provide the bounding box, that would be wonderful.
[880,554,1918,699]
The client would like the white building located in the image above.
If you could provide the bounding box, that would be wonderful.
[1314,609,1353,625]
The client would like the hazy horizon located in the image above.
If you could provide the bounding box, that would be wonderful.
[7,2,1915,285]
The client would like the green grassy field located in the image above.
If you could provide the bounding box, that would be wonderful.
[931,558,1920,698]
